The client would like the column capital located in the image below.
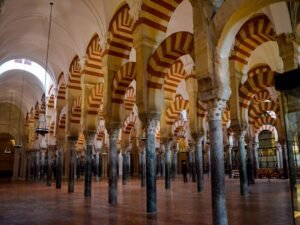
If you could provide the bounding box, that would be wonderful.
[68,136,78,144]
[206,98,227,120]
[107,128,120,141]
[84,130,96,145]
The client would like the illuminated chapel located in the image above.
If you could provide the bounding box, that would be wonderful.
[0,0,300,225]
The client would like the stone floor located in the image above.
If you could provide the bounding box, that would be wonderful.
[0,176,296,225]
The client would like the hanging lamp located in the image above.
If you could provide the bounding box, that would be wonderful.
[35,2,53,136]
[15,71,25,149]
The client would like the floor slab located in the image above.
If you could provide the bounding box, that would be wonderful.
[0,177,295,225]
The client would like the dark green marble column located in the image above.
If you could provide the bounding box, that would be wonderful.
[68,136,77,193]
[95,151,100,181]
[228,145,233,178]
[56,150,62,189]
[108,128,119,205]
[140,149,146,187]
[164,140,171,189]
[145,117,159,213]
[237,131,248,196]
[40,150,46,181]
[84,131,95,197]
[122,152,128,185]
[46,148,52,186]
[247,139,255,185]
[195,136,204,192]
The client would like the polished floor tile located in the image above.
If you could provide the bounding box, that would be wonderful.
[0,176,295,225]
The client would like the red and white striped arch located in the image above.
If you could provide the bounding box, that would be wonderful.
[97,124,106,140]
[68,56,81,90]
[123,112,137,134]
[147,32,194,90]
[252,89,272,105]
[173,119,187,137]
[139,0,184,34]
[249,101,279,125]
[83,34,103,79]
[57,73,66,101]
[164,59,185,96]
[112,62,136,104]
[253,116,277,133]
[87,83,104,116]
[49,121,55,137]
[58,106,67,130]
[166,95,189,125]
[124,86,135,112]
[70,96,82,124]
[106,3,135,60]
[197,100,207,118]
[255,124,278,142]
[230,14,275,73]
[239,66,274,109]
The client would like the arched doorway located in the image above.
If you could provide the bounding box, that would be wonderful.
[0,133,16,178]
[258,130,277,169]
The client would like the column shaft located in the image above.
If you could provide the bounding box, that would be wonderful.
[85,145,93,197]
[228,146,233,178]
[238,132,248,195]
[109,128,119,205]
[195,137,204,192]
[146,118,159,213]
[208,100,228,225]
[165,141,171,189]
[56,151,62,189]
[46,149,52,186]
[68,137,77,193]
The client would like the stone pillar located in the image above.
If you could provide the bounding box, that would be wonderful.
[95,151,100,181]
[189,150,196,182]
[207,146,211,178]
[194,136,204,192]
[56,149,62,189]
[19,149,27,180]
[46,148,52,186]
[286,138,297,187]
[145,116,159,213]
[247,139,255,185]
[40,150,46,181]
[68,136,77,193]
[276,142,283,169]
[108,128,119,205]
[26,152,31,181]
[164,140,172,189]
[280,141,289,179]
[237,130,248,196]
[207,99,228,225]
[12,148,20,179]
[254,142,260,170]
[122,151,128,185]
[160,151,164,177]
[228,145,233,178]
[140,148,146,187]
[172,149,178,180]
[84,131,95,197]
[76,155,81,180]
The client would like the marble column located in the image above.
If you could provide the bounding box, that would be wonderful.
[160,152,164,178]
[12,148,20,179]
[207,99,228,225]
[254,142,260,170]
[280,141,289,179]
[76,155,81,180]
[190,150,196,182]
[164,140,172,190]
[108,128,119,205]
[237,130,248,196]
[40,150,46,181]
[84,131,95,197]
[26,153,31,181]
[145,116,159,213]
[140,149,146,187]
[194,136,204,192]
[207,146,211,178]
[228,145,233,178]
[56,150,62,189]
[68,136,77,193]
[95,151,100,181]
[46,148,52,186]
[247,139,255,185]
[286,139,297,187]
[172,149,178,181]
[122,151,128,185]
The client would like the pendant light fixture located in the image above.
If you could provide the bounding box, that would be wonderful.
[15,71,25,149]
[35,2,54,136]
